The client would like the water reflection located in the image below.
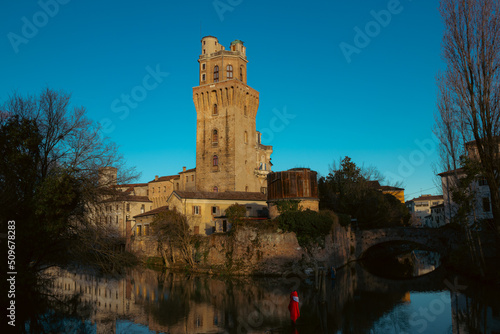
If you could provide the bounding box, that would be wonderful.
[361,241,442,279]
[42,264,500,333]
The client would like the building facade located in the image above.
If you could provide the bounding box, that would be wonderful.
[96,37,273,238]
[438,138,498,227]
[193,36,273,194]
[405,195,444,227]
[439,168,494,227]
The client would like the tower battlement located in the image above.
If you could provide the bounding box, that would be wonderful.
[198,36,248,86]
[193,36,272,194]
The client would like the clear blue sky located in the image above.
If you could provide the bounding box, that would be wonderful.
[1,0,445,201]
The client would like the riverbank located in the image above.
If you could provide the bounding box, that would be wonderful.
[133,221,352,276]
[134,223,500,283]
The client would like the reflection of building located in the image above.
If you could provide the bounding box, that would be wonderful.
[48,267,137,334]
[410,250,440,276]
[48,267,291,334]
[48,267,224,334]
[405,195,444,227]
[451,288,500,334]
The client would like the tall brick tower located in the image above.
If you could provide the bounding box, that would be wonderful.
[193,36,273,193]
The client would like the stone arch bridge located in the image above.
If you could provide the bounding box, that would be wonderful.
[353,227,458,259]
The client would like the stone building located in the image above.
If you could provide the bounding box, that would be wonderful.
[193,36,273,193]
[439,168,493,226]
[97,36,273,239]
[266,168,319,219]
[166,190,268,234]
[438,138,498,227]
[428,203,445,228]
[88,167,152,240]
[405,194,444,227]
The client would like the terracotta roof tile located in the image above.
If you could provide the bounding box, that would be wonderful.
[179,168,196,174]
[149,175,179,183]
[134,205,169,218]
[114,183,149,188]
[438,168,465,177]
[410,195,444,202]
[104,195,151,203]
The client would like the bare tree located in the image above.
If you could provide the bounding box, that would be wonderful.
[435,0,500,233]
[0,88,138,274]
[152,209,195,268]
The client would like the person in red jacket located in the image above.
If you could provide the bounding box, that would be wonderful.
[288,291,300,326]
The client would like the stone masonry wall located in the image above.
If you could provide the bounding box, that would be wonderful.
[131,220,354,275]
[202,221,354,275]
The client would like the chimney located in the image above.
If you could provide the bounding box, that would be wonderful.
[183,166,186,172]
[155,175,158,181]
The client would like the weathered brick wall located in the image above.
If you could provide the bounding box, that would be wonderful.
[203,221,353,275]
[130,236,160,258]
[131,221,355,275]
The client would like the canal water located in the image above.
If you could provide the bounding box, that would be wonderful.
[35,261,500,334]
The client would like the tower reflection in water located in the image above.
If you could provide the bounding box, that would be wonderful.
[45,263,500,334]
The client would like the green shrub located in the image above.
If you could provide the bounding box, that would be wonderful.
[274,199,302,214]
[277,209,334,247]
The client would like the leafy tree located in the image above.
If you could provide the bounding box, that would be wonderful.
[152,209,194,267]
[319,156,409,228]
[225,203,246,229]
[434,0,500,234]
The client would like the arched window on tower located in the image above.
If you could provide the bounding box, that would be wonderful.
[240,66,243,81]
[212,129,218,145]
[227,65,233,79]
[213,155,218,166]
[213,186,218,192]
[213,104,218,115]
[214,65,219,82]
[244,105,247,116]
[244,131,248,144]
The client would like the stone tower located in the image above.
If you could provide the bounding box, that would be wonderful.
[193,36,273,193]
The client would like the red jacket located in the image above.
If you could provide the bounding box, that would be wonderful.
[288,291,300,322]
